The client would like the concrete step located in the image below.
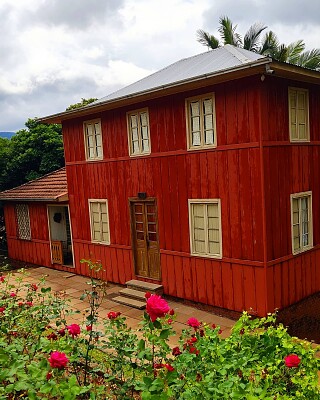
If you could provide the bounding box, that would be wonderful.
[119,288,147,301]
[112,295,146,309]
[126,279,163,295]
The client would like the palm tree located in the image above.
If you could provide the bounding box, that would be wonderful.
[197,17,320,70]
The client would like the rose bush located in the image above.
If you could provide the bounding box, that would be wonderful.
[0,261,319,400]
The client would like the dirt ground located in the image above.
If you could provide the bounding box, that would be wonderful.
[277,292,320,344]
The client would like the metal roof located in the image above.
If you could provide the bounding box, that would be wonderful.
[92,45,268,105]
[0,168,68,202]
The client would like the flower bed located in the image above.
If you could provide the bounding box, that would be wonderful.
[0,260,319,399]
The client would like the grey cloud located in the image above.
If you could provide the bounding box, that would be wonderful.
[0,76,121,131]
[202,0,320,31]
[30,0,125,30]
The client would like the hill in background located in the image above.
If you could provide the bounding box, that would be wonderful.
[0,132,15,139]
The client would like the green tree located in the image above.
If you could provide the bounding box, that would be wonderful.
[197,16,320,70]
[0,118,64,191]
[66,97,97,111]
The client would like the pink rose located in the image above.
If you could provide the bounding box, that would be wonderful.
[10,292,16,298]
[67,323,81,338]
[284,354,301,368]
[146,295,170,322]
[48,351,69,369]
[187,317,200,328]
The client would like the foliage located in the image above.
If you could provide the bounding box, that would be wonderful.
[0,262,319,399]
[197,16,320,70]
[66,98,98,111]
[0,118,64,191]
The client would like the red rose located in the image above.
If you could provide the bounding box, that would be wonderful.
[46,372,53,380]
[240,328,245,335]
[212,323,216,329]
[10,292,16,298]
[58,328,66,337]
[25,301,33,307]
[165,364,174,372]
[48,351,69,369]
[0,307,5,313]
[47,333,58,341]
[146,295,170,322]
[187,317,200,328]
[0,276,5,282]
[167,318,173,324]
[30,283,38,291]
[218,329,222,335]
[284,354,301,368]
[107,311,118,319]
[172,346,182,356]
[145,291,151,299]
[154,363,164,369]
[189,346,199,355]
[199,329,205,337]
[67,323,81,338]
[18,302,24,307]
[86,325,93,331]
[169,309,175,315]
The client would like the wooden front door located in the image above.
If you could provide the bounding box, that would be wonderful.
[130,200,160,280]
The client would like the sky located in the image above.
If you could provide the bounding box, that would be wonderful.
[1,0,319,132]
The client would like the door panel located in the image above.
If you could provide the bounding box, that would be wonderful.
[130,200,160,279]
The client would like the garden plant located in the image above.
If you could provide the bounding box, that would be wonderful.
[0,260,319,399]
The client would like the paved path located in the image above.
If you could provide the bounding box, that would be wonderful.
[13,266,235,345]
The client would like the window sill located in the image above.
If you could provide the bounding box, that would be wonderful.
[292,245,313,256]
[190,252,222,260]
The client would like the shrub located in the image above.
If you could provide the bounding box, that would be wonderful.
[0,262,319,399]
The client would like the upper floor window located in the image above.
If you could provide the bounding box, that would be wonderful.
[188,199,222,258]
[186,94,216,150]
[16,204,31,240]
[89,200,110,244]
[291,191,313,254]
[84,119,103,160]
[127,109,151,156]
[288,87,309,142]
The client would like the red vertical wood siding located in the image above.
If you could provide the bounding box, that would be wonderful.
[61,76,268,315]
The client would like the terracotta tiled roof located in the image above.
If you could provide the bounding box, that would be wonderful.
[0,168,68,202]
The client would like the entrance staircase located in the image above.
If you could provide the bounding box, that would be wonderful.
[113,280,163,309]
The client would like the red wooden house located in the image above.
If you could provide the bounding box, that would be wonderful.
[2,45,320,316]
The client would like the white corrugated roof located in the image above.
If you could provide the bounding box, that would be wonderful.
[93,45,268,104]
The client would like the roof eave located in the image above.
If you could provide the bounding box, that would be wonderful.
[269,61,320,84]
[0,195,68,202]
[39,57,272,124]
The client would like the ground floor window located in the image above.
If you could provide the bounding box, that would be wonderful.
[188,199,222,258]
[291,191,313,254]
[16,204,31,240]
[89,200,110,244]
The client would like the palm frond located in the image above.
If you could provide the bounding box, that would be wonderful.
[218,16,241,46]
[259,31,279,56]
[286,40,305,64]
[243,23,267,52]
[196,29,220,49]
[297,48,320,70]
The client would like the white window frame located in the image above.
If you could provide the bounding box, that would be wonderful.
[127,108,151,156]
[186,93,217,150]
[83,119,103,161]
[290,191,313,255]
[288,87,310,142]
[188,199,222,259]
[16,204,31,240]
[88,199,110,245]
